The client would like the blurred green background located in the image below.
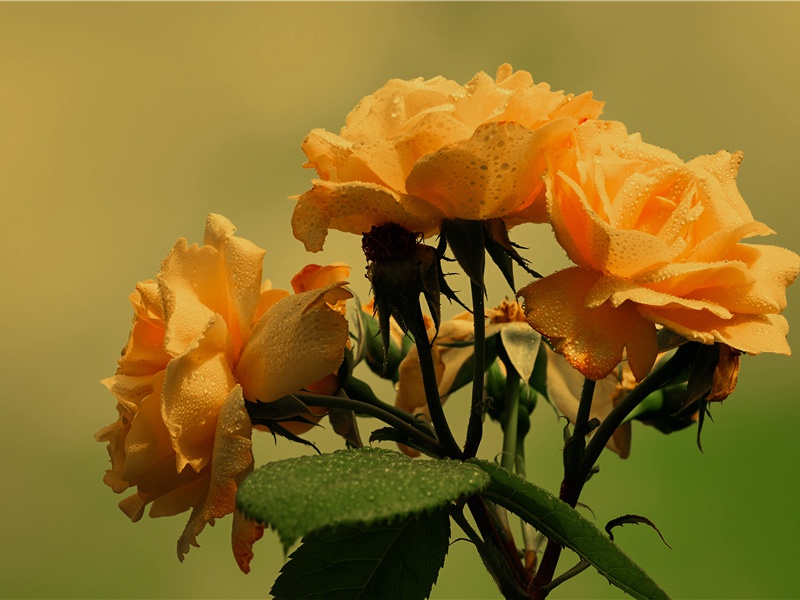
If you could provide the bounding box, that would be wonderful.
[1,2,799,599]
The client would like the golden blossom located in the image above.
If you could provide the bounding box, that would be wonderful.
[96,214,351,560]
[520,120,800,381]
[292,64,603,252]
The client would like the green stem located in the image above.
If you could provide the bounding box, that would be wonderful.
[463,278,486,459]
[561,378,596,484]
[531,344,697,598]
[501,367,521,472]
[515,436,538,573]
[406,302,463,459]
[291,392,444,457]
[450,505,530,600]
[575,344,696,489]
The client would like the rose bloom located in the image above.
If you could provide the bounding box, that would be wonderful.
[96,214,351,560]
[293,64,603,252]
[520,120,800,381]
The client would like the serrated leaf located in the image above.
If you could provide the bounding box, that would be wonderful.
[237,448,490,550]
[499,323,541,382]
[606,514,672,549]
[272,510,450,600]
[469,459,671,600]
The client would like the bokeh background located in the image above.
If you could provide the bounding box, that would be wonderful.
[2,2,799,599]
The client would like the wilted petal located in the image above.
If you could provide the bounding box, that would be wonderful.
[235,283,352,403]
[231,510,265,574]
[395,317,474,418]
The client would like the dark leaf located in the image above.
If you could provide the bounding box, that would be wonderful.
[470,459,671,600]
[271,510,450,600]
[237,448,490,551]
[606,514,672,549]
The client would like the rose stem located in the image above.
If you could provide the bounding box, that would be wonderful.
[292,392,444,457]
[530,344,696,597]
[407,300,464,459]
[463,276,487,459]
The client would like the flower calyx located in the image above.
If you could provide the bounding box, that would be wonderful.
[363,223,450,373]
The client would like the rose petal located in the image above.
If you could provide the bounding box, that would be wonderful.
[291,263,351,294]
[291,180,444,252]
[519,267,658,380]
[161,318,237,472]
[407,119,575,222]
[689,244,800,315]
[235,283,352,403]
[640,307,791,355]
[177,385,254,561]
[231,510,265,574]
[585,275,733,320]
[158,215,264,360]
[551,171,675,277]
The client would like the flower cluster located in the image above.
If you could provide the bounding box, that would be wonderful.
[294,65,798,382]
[98,65,799,595]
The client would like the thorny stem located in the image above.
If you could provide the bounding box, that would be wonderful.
[463,277,487,459]
[291,393,445,457]
[531,345,696,597]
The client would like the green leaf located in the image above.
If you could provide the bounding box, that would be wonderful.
[272,510,450,600]
[469,459,671,600]
[237,448,490,550]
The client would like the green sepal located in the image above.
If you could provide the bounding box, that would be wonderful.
[236,448,490,552]
[271,510,451,600]
[328,408,363,449]
[681,343,718,411]
[483,218,541,291]
[470,459,671,600]
[440,219,485,286]
[528,338,549,400]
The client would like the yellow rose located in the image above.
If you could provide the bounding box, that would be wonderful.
[519,120,800,381]
[96,214,351,560]
[293,64,603,251]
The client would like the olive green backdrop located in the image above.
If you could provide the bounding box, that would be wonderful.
[1,2,798,599]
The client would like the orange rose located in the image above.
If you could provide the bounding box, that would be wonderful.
[292,64,603,251]
[96,214,351,560]
[520,120,800,380]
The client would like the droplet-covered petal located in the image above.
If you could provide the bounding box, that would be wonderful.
[236,283,352,403]
[519,267,658,380]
